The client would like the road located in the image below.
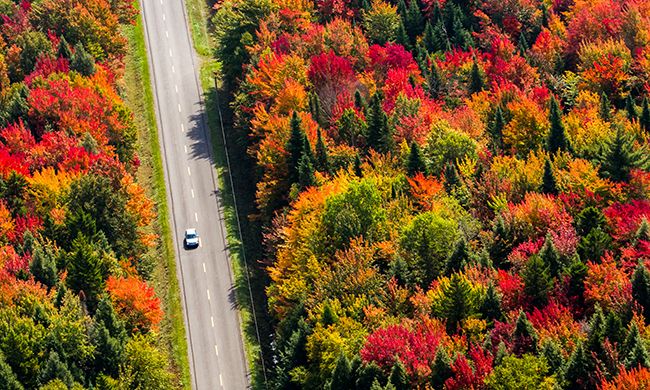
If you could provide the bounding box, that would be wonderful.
[140,0,250,388]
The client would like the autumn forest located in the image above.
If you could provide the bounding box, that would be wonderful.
[211,0,650,388]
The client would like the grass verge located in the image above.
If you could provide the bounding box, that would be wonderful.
[122,3,191,388]
[183,0,272,387]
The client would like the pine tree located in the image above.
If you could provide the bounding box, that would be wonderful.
[415,44,428,76]
[440,273,477,333]
[329,354,352,390]
[71,43,96,76]
[632,263,650,320]
[39,351,74,388]
[57,36,72,59]
[489,106,505,152]
[432,20,449,52]
[354,154,363,177]
[599,93,611,121]
[370,379,383,390]
[423,22,436,53]
[388,359,409,390]
[406,142,427,176]
[309,92,322,127]
[576,206,606,236]
[0,352,23,390]
[315,129,330,174]
[522,255,552,307]
[468,58,485,94]
[430,348,452,389]
[600,127,649,183]
[641,97,650,133]
[623,323,650,369]
[443,163,460,192]
[427,61,442,99]
[404,0,424,43]
[513,311,538,355]
[578,228,611,262]
[566,258,588,301]
[540,159,558,195]
[30,243,58,289]
[395,19,411,51]
[366,94,393,154]
[586,306,606,360]
[397,0,407,19]
[626,95,638,121]
[354,90,366,112]
[493,341,508,366]
[287,112,305,183]
[604,311,625,345]
[539,234,562,277]
[66,234,109,312]
[564,343,591,389]
[356,362,382,390]
[636,218,650,243]
[446,237,470,275]
[517,32,528,55]
[540,339,564,374]
[490,217,513,268]
[480,283,503,323]
[547,96,571,154]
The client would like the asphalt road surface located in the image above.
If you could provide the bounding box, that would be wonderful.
[140,0,249,388]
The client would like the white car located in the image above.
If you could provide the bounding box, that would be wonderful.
[184,228,200,249]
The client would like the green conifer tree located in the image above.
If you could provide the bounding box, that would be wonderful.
[70,43,96,77]
[539,234,562,277]
[395,19,411,51]
[513,311,539,355]
[522,255,552,307]
[626,95,638,121]
[315,129,330,174]
[489,105,505,152]
[30,243,58,289]
[287,112,305,183]
[329,354,352,390]
[641,97,650,133]
[406,142,427,176]
[564,343,591,389]
[366,94,393,154]
[430,348,452,389]
[468,59,485,94]
[547,96,571,154]
[599,93,611,121]
[354,154,363,177]
[632,263,650,320]
[600,127,649,183]
[404,0,424,43]
[480,283,503,323]
[445,237,470,275]
[540,339,564,374]
[0,352,23,390]
[57,36,72,59]
[440,273,477,333]
[540,159,558,195]
[388,359,409,390]
[428,61,443,99]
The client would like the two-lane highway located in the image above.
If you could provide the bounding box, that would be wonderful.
[140,0,249,388]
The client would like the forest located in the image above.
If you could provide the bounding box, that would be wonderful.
[211,0,650,388]
[0,0,175,388]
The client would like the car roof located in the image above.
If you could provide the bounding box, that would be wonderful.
[185,228,197,235]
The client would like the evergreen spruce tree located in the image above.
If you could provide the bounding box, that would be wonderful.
[513,311,538,355]
[517,32,528,55]
[522,255,552,307]
[321,302,338,326]
[57,36,72,59]
[445,237,470,275]
[427,61,443,99]
[480,283,503,323]
[641,97,650,133]
[356,362,383,390]
[39,351,74,388]
[66,234,109,312]
[632,263,650,320]
[395,19,411,51]
[490,217,513,268]
[468,59,485,94]
[540,159,558,195]
[566,258,588,300]
[443,163,460,192]
[564,343,591,389]
[70,43,96,76]
[388,359,409,390]
[623,323,650,369]
[366,94,393,154]
[315,129,330,174]
[636,219,650,243]
[404,0,424,43]
[309,92,322,127]
[539,234,562,278]
[354,90,366,112]
[370,379,383,390]
[415,44,428,76]
[287,112,305,183]
[397,0,407,20]
[30,243,58,289]
[489,105,505,152]
[329,354,352,390]
[578,228,611,262]
[623,323,643,358]
[576,206,606,236]
[604,311,625,346]
[432,20,449,52]
[493,341,508,366]
[440,273,477,333]
[540,339,564,374]
[600,127,649,183]
[423,22,436,53]
[599,93,611,121]
[626,95,638,121]
[353,154,363,177]
[0,352,23,390]
[547,96,571,154]
[406,142,427,176]
[430,348,452,389]
[586,306,606,360]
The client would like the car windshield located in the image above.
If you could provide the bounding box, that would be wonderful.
[186,232,197,239]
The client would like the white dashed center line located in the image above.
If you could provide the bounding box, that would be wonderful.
[165,30,169,38]
[191,188,195,198]
[211,316,215,328]
[203,262,206,273]
[162,13,166,21]
[180,123,185,132]
[169,49,173,57]
[178,103,182,112]
[214,344,219,356]
[184,145,188,153]
[207,289,210,301]
[175,85,178,93]
[195,212,198,222]
[171,65,175,73]
[187,166,191,176]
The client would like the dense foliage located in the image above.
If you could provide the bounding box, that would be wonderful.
[0,0,174,388]
[213,0,650,387]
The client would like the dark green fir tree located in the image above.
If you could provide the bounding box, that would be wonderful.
[406,141,427,176]
[540,158,558,195]
[547,96,571,154]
